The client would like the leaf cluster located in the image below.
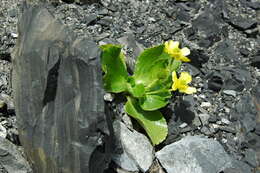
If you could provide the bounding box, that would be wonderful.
[100,44,182,145]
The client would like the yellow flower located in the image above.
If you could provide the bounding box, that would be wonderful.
[172,71,196,94]
[164,40,191,62]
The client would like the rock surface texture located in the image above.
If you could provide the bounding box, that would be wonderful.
[156,136,251,173]
[12,4,113,173]
[112,121,154,172]
[0,137,32,173]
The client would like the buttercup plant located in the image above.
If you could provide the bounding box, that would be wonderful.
[171,71,196,94]
[100,40,196,145]
[164,40,191,62]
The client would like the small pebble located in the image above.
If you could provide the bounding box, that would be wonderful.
[219,126,236,134]
[122,114,133,129]
[179,122,188,128]
[198,94,206,99]
[223,90,237,97]
[221,138,228,143]
[180,126,193,133]
[193,116,202,127]
[221,118,231,125]
[200,126,212,135]
[201,102,211,107]
[11,33,18,38]
[103,93,114,102]
[208,115,217,123]
[212,124,220,129]
[148,17,156,22]
[0,124,7,138]
[216,121,222,125]
[198,113,210,125]
[224,107,230,113]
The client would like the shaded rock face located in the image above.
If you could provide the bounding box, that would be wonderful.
[12,4,113,173]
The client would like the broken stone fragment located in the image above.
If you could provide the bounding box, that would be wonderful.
[156,135,252,173]
[112,121,154,172]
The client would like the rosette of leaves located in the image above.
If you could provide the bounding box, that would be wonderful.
[100,44,181,145]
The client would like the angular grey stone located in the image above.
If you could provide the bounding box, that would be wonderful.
[255,122,260,136]
[0,137,32,173]
[192,116,202,127]
[222,168,242,173]
[112,121,154,172]
[0,93,14,111]
[12,5,113,173]
[221,118,231,125]
[116,167,138,173]
[229,16,257,31]
[0,124,7,138]
[148,159,166,173]
[230,94,257,133]
[228,160,252,173]
[223,90,237,97]
[215,40,239,63]
[192,3,223,37]
[179,122,188,128]
[200,126,215,136]
[112,150,139,172]
[244,149,258,167]
[83,14,97,25]
[104,93,114,102]
[156,136,246,173]
[198,113,210,126]
[218,126,236,134]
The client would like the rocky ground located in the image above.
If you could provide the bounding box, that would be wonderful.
[0,0,260,172]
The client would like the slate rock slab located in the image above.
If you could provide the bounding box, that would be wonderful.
[0,137,32,173]
[112,121,154,172]
[156,135,251,173]
[230,93,257,132]
[12,4,113,173]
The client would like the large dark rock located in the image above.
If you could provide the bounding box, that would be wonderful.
[12,4,113,173]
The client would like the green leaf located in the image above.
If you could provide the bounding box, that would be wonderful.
[170,59,182,72]
[125,97,168,145]
[100,44,128,93]
[131,83,145,98]
[139,95,167,111]
[145,76,172,93]
[133,45,171,86]
[138,77,172,111]
[139,89,171,111]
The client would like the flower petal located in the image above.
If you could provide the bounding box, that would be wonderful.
[179,72,192,84]
[164,41,173,54]
[164,41,170,50]
[172,71,177,82]
[181,87,197,94]
[181,47,190,56]
[169,41,179,50]
[172,83,178,91]
[171,71,178,91]
[180,56,191,62]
